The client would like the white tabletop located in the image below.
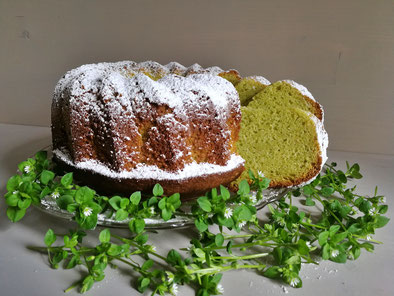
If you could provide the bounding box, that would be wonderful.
[0,123,393,296]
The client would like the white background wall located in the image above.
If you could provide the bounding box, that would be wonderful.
[0,0,393,155]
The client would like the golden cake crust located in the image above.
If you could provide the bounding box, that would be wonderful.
[51,61,245,196]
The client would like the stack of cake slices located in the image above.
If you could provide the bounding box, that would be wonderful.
[235,79,328,188]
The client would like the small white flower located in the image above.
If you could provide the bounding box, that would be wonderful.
[149,207,155,215]
[257,170,264,178]
[290,277,300,287]
[83,207,93,217]
[224,207,233,219]
[238,220,247,228]
[24,165,31,173]
[306,241,312,249]
[12,191,18,195]
[166,271,174,283]
[368,207,376,215]
[170,283,178,295]
[51,192,60,199]
[331,249,339,258]
[35,180,40,184]
[381,197,386,203]
[366,235,372,241]
[216,284,224,294]
[249,195,257,204]
[348,252,354,260]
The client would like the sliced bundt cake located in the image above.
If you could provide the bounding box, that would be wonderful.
[237,80,328,188]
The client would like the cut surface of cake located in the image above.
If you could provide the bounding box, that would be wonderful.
[235,76,271,106]
[248,80,324,121]
[52,61,245,196]
[236,80,328,188]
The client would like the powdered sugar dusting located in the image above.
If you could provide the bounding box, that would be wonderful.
[292,111,328,188]
[248,75,271,85]
[282,80,316,102]
[53,149,244,181]
[54,61,239,121]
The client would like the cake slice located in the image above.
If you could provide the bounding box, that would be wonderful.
[247,80,324,121]
[218,70,242,85]
[236,80,328,188]
[235,76,271,106]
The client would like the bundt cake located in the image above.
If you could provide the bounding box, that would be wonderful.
[236,80,328,188]
[51,61,245,197]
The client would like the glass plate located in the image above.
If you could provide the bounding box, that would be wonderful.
[33,147,289,229]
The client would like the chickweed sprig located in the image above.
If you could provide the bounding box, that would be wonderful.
[3,152,389,295]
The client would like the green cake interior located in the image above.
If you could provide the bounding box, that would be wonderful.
[235,77,268,106]
[248,81,319,118]
[238,105,320,187]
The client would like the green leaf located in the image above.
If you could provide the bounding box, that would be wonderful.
[194,248,206,258]
[211,273,223,285]
[57,195,74,210]
[220,185,230,200]
[161,208,172,221]
[378,205,388,214]
[80,214,98,230]
[135,234,149,245]
[5,194,19,207]
[168,193,181,208]
[6,207,26,222]
[44,229,57,247]
[237,180,250,195]
[195,219,208,232]
[197,196,212,212]
[6,175,20,191]
[234,205,252,221]
[331,232,348,244]
[35,150,47,163]
[40,170,55,185]
[115,209,129,221]
[215,233,224,247]
[302,185,314,196]
[158,197,166,210]
[129,218,145,234]
[226,241,233,254]
[375,216,390,228]
[80,275,94,293]
[331,252,347,263]
[66,255,80,269]
[167,249,182,266]
[99,229,111,243]
[320,186,335,197]
[305,197,315,206]
[108,196,122,210]
[107,244,124,256]
[75,187,94,204]
[147,196,158,207]
[329,225,341,236]
[141,259,153,271]
[138,277,150,293]
[130,192,141,205]
[18,198,31,209]
[153,184,164,196]
[318,231,329,246]
[263,266,281,278]
[61,173,73,187]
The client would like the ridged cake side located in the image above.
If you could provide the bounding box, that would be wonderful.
[51,61,244,196]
